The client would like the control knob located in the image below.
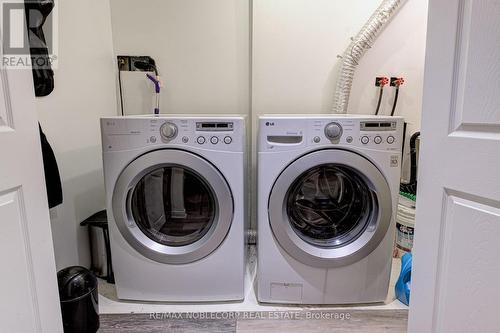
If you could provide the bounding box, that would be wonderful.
[160,122,178,140]
[324,122,343,141]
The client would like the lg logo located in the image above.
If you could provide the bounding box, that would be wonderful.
[265,122,275,126]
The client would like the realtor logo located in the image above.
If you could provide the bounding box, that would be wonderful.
[1,0,58,69]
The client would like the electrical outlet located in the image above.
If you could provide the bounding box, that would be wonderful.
[390,77,404,86]
[117,55,156,72]
[117,55,130,71]
[375,77,389,87]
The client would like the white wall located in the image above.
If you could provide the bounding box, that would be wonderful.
[35,0,426,267]
[109,0,250,116]
[109,0,427,231]
[252,0,428,181]
[36,0,117,269]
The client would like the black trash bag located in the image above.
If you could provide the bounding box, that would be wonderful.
[57,266,99,333]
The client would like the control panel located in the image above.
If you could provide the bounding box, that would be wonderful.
[101,116,244,153]
[194,121,235,148]
[259,116,404,152]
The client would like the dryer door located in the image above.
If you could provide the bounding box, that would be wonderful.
[112,149,233,264]
[269,149,392,268]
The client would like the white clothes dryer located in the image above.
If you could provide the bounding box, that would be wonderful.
[101,115,245,302]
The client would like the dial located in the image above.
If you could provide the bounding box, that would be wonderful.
[361,136,369,144]
[324,122,343,140]
[223,136,232,144]
[387,136,395,144]
[197,136,206,144]
[210,136,219,144]
[374,136,382,144]
[160,122,178,140]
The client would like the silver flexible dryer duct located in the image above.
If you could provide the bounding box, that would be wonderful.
[332,0,407,114]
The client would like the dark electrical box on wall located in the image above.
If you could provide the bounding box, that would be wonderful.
[117,55,157,72]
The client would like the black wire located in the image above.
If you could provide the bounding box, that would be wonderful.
[118,60,159,116]
[118,69,124,116]
[409,132,421,184]
[134,61,158,76]
[374,86,384,115]
[390,86,400,116]
[399,131,421,196]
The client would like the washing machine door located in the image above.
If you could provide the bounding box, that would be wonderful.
[112,149,233,264]
[268,149,392,268]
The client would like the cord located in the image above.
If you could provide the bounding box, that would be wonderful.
[118,69,124,116]
[390,86,399,116]
[117,57,160,116]
[134,61,158,76]
[399,131,420,195]
[136,60,161,114]
[390,77,404,116]
[375,77,388,115]
[409,131,421,185]
[375,86,384,115]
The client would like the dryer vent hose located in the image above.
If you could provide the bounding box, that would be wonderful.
[332,0,407,114]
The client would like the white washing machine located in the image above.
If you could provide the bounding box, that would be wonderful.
[257,115,403,304]
[101,115,245,302]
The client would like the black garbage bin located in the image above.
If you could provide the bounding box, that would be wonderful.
[57,266,99,333]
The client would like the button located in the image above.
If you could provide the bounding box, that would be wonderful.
[313,136,321,143]
[150,136,157,143]
[361,136,369,144]
[374,136,382,144]
[387,136,395,144]
[196,136,206,144]
[223,136,232,144]
[346,136,353,143]
[210,136,219,144]
[182,136,189,143]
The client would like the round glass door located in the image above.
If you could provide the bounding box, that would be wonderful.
[286,164,375,248]
[130,166,216,247]
[268,149,392,268]
[113,149,233,264]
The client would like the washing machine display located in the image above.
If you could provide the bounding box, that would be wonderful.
[268,149,392,268]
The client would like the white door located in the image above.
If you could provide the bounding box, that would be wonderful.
[0,16,63,333]
[408,1,500,332]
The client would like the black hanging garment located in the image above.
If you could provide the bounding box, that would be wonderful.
[39,125,63,208]
[25,1,62,208]
[25,0,55,96]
